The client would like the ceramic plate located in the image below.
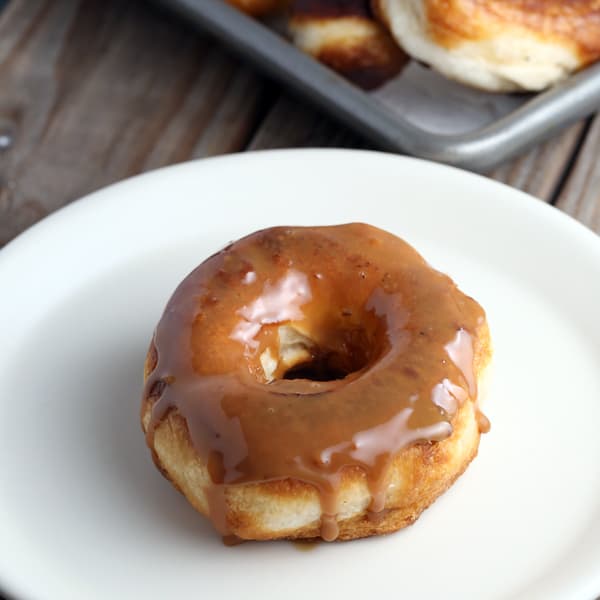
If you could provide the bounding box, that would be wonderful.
[1,150,599,600]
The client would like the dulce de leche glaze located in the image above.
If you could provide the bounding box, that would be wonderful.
[143,223,489,541]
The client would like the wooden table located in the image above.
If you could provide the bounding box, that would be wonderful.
[0,0,599,248]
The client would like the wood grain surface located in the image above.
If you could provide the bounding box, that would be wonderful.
[555,115,600,232]
[0,0,269,244]
[0,0,599,248]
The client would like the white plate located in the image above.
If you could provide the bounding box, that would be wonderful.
[1,150,599,600]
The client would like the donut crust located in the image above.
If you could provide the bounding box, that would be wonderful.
[226,0,289,17]
[142,357,488,540]
[374,0,600,91]
[289,1,407,89]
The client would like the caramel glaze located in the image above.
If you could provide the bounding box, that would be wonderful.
[144,224,489,541]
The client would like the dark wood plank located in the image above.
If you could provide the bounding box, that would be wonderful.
[0,0,269,245]
[489,122,587,203]
[555,115,600,234]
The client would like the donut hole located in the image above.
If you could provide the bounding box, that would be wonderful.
[283,361,347,381]
[260,319,385,384]
[282,344,370,382]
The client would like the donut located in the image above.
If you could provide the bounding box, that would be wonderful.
[289,0,408,89]
[141,223,491,542]
[224,0,407,89]
[373,0,600,91]
[225,0,289,17]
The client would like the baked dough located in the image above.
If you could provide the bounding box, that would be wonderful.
[374,0,600,91]
[226,0,289,17]
[289,0,407,89]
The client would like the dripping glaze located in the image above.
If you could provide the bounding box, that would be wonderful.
[143,224,489,542]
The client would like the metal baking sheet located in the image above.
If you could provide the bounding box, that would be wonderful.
[159,0,600,171]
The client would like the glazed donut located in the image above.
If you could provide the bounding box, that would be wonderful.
[289,0,408,89]
[141,224,491,542]
[373,0,600,91]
